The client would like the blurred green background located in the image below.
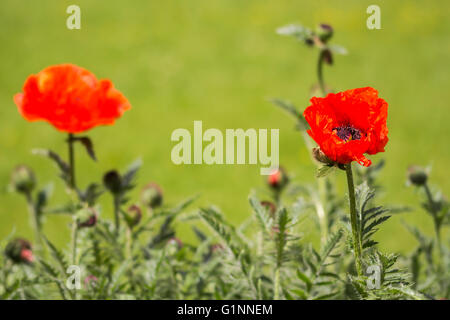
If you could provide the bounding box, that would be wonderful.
[0,0,448,254]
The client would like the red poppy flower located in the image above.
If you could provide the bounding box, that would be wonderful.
[14,64,131,133]
[303,87,388,167]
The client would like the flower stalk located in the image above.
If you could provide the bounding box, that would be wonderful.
[423,183,443,257]
[67,133,78,267]
[114,195,121,236]
[274,268,281,300]
[317,49,326,96]
[25,192,42,250]
[345,163,363,276]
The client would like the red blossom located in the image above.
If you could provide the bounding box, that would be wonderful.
[303,87,388,167]
[14,64,131,133]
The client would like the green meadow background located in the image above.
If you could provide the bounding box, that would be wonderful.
[0,0,448,254]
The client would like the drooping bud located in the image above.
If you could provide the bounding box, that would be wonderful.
[5,238,34,264]
[260,201,277,218]
[407,166,428,186]
[267,167,289,191]
[103,170,122,194]
[10,165,36,194]
[312,147,334,166]
[316,23,333,43]
[322,48,333,65]
[76,207,98,228]
[140,183,163,209]
[125,205,142,228]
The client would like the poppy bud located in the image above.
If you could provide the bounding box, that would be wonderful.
[76,207,98,228]
[210,243,224,253]
[5,238,34,264]
[407,166,428,186]
[312,147,334,166]
[84,275,98,289]
[103,170,122,194]
[141,183,163,209]
[267,167,289,191]
[322,49,333,65]
[11,165,36,194]
[167,237,183,255]
[260,201,277,217]
[125,205,142,228]
[305,38,314,47]
[316,23,333,43]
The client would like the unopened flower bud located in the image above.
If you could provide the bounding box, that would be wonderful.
[323,48,333,65]
[76,207,98,228]
[103,170,122,194]
[5,238,33,264]
[84,275,98,289]
[141,183,163,209]
[407,166,428,186]
[168,237,183,248]
[260,201,276,217]
[312,147,334,166]
[167,237,183,255]
[210,243,224,253]
[125,205,142,228]
[11,165,36,194]
[316,23,333,43]
[267,167,289,191]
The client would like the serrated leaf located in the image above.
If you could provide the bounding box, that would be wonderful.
[32,149,70,183]
[73,136,97,161]
[296,269,312,291]
[270,98,309,131]
[316,165,336,178]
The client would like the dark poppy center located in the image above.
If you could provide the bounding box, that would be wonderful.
[333,125,361,142]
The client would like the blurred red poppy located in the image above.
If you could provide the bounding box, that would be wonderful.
[303,87,388,167]
[14,64,131,133]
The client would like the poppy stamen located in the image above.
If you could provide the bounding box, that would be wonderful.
[333,125,362,142]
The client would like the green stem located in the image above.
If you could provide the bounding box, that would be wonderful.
[25,192,42,250]
[114,195,121,236]
[68,133,78,271]
[317,49,326,96]
[423,183,443,258]
[274,268,280,300]
[68,134,76,190]
[345,163,363,276]
[126,227,132,260]
[71,218,78,265]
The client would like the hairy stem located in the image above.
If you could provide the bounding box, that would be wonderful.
[126,227,132,260]
[274,268,280,300]
[71,218,78,265]
[114,195,121,236]
[25,192,42,250]
[345,163,363,276]
[68,134,76,190]
[68,132,79,288]
[317,49,326,97]
[423,183,443,258]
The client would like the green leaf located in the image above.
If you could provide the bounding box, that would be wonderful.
[296,269,312,291]
[276,24,313,42]
[43,236,69,274]
[32,149,70,184]
[249,195,273,234]
[270,98,309,131]
[328,44,348,55]
[73,136,97,161]
[316,165,336,178]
